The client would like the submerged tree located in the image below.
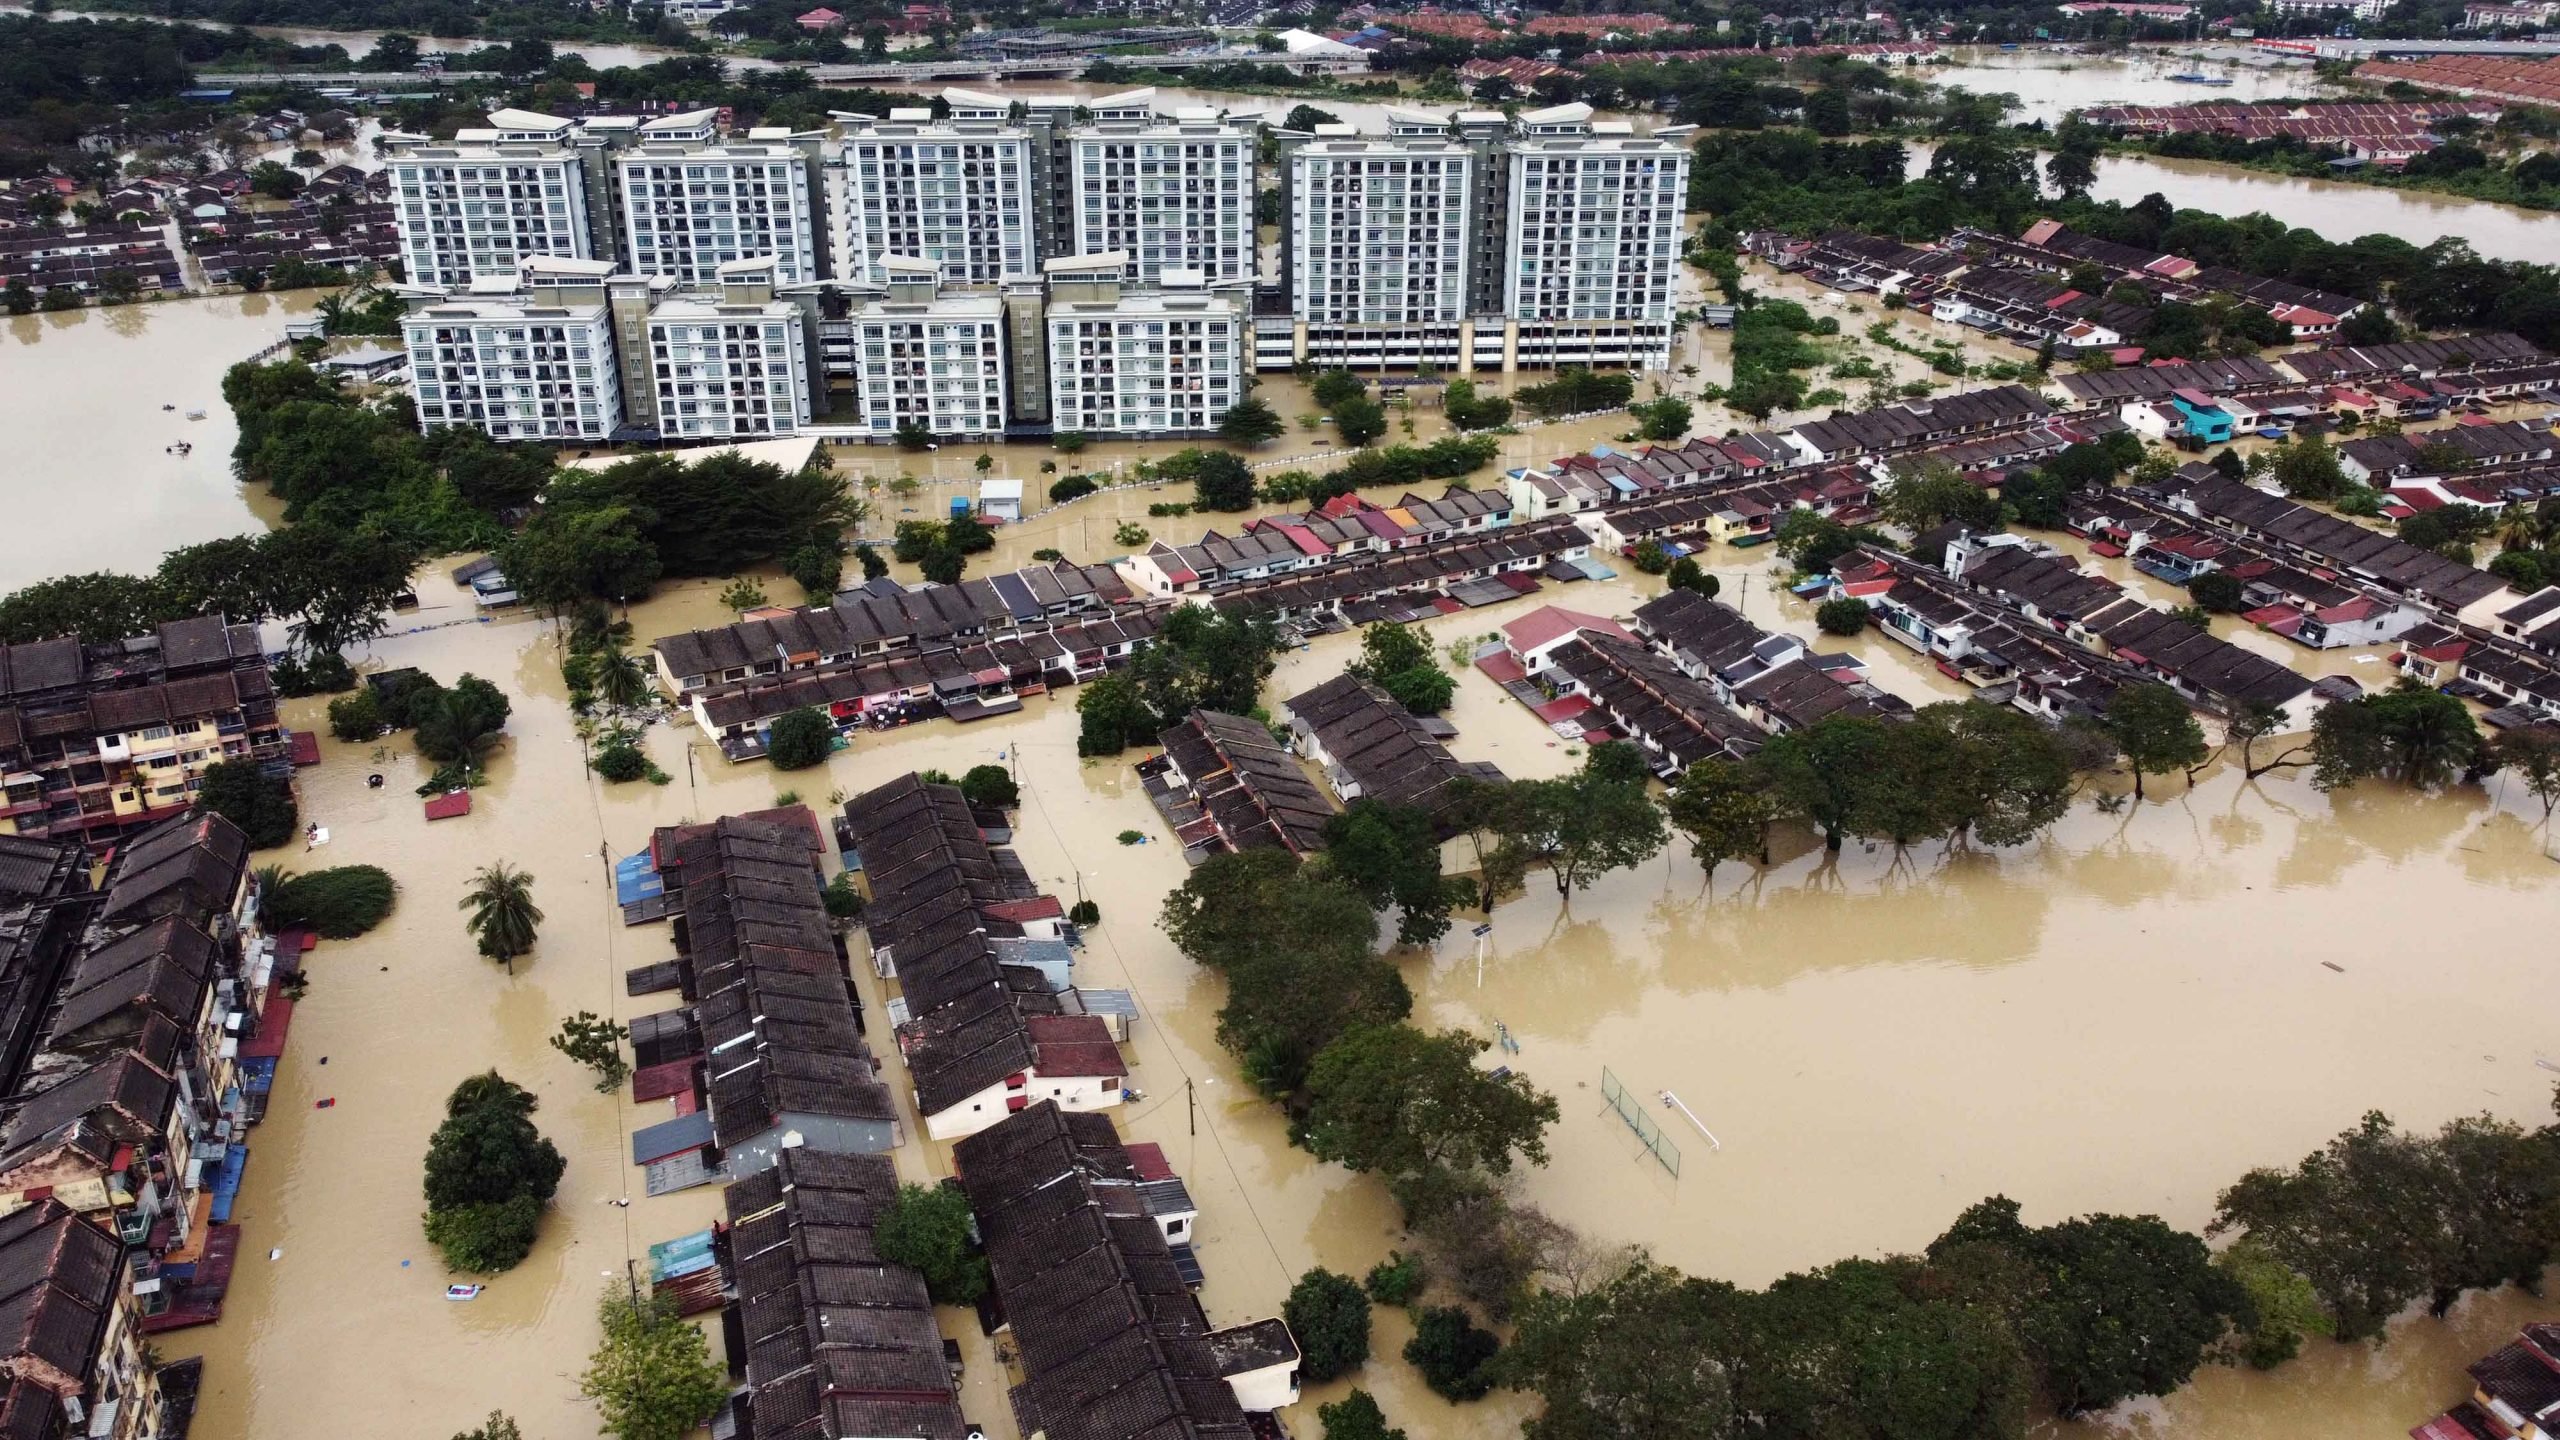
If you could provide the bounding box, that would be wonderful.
[1300,1025,1560,1223]
[2103,682,2206,801]
[1662,759,1773,882]
[460,862,543,971]
[580,1290,727,1440]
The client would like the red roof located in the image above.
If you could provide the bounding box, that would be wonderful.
[1474,651,1528,685]
[632,1059,696,1103]
[238,989,294,1060]
[1531,694,1597,725]
[287,730,321,766]
[2318,597,2382,622]
[1504,605,1630,655]
[984,895,1064,924]
[1430,596,1466,614]
[1125,1142,1174,1182]
[423,790,472,821]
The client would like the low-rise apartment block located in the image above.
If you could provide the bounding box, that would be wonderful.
[401,256,628,442]
[0,616,283,842]
[403,255,823,442]
[1066,88,1256,285]
[385,109,600,288]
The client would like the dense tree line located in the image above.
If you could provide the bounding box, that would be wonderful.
[0,15,341,176]
[501,450,858,609]
[420,1071,563,1272]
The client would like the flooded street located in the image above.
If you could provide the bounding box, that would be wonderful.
[146,515,2558,1439]
[0,292,316,590]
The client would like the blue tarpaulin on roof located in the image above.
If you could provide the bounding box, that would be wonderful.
[615,851,664,908]
[649,1229,718,1282]
[209,1143,249,1223]
[239,1057,278,1095]
[1790,575,1834,596]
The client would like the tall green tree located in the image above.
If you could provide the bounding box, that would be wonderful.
[1218,395,1286,446]
[1508,745,1667,897]
[1927,1196,2248,1415]
[1749,713,1887,850]
[1283,1268,1371,1382]
[2309,680,2482,791]
[2102,682,2206,800]
[1922,701,2077,846]
[1299,1025,1560,1222]
[1501,1257,1739,1440]
[460,862,542,970]
[421,1072,564,1272]
[1662,758,1773,881]
[579,1290,728,1440]
[873,1182,989,1304]
[1320,800,1458,946]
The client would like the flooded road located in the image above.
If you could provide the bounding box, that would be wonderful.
[154,517,2558,1440]
[0,3,724,71]
[1920,44,2337,126]
[0,292,318,591]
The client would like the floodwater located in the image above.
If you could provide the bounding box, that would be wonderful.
[0,3,724,72]
[152,491,2559,1440]
[1920,44,2338,126]
[0,291,318,591]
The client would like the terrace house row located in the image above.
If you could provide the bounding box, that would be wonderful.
[842,776,1126,1140]
[625,812,898,1197]
[1631,587,1914,734]
[2071,486,2427,650]
[2337,420,2558,486]
[1278,673,1505,833]
[1941,532,2318,714]
[650,560,1133,697]
[2397,619,2560,720]
[0,615,285,843]
[684,608,1166,760]
[2150,470,2512,615]
[952,1101,1299,1438]
[715,1147,971,1440]
[1202,517,1595,627]
[1117,488,1513,599]
[1144,710,1339,857]
[1827,548,2125,720]
[0,813,274,1336]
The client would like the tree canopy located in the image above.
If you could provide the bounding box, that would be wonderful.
[1300,1025,1560,1223]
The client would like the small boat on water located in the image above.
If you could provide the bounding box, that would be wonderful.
[2168,73,2234,84]
[184,408,207,420]
[445,1284,483,1301]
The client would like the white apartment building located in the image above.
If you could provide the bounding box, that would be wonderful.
[2266,0,2388,16]
[403,256,624,441]
[386,109,594,288]
[645,258,815,440]
[616,110,828,285]
[838,89,1035,285]
[1068,89,1255,286]
[1502,103,1692,369]
[1288,111,1475,370]
[843,256,1010,442]
[1044,253,1247,438]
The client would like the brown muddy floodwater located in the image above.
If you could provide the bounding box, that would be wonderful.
[156,525,2558,1440]
[1,292,320,591]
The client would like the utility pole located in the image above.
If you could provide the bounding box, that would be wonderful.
[1186,1078,1196,1137]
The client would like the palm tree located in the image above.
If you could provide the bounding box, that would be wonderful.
[460,863,542,973]
[593,646,650,711]
[2495,502,2543,554]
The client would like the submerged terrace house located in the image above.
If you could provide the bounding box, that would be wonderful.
[953,1101,1299,1435]
[1278,673,1504,833]
[1142,709,1337,858]
[627,811,899,1196]
[715,1147,971,1440]
[841,775,1130,1141]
